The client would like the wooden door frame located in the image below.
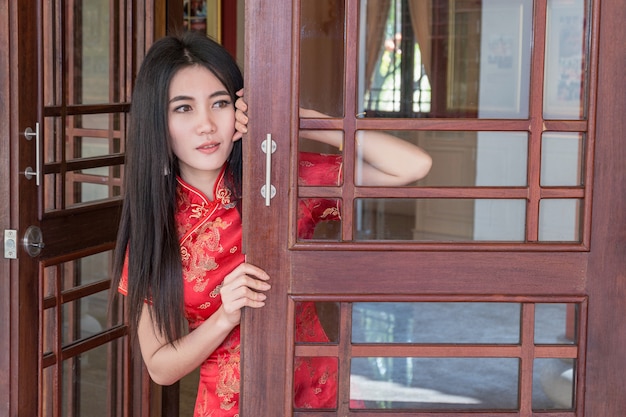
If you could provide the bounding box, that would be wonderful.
[584,0,626,414]
[0,0,12,413]
[240,0,295,414]
[1,1,41,416]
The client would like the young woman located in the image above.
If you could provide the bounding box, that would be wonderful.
[112,31,431,416]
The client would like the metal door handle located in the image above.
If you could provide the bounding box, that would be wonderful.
[260,133,276,206]
[23,122,41,186]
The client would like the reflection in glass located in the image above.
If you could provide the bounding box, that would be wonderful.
[295,301,339,344]
[77,1,111,105]
[300,0,345,116]
[535,303,577,344]
[43,307,56,355]
[359,0,532,118]
[298,135,343,187]
[541,133,584,186]
[42,366,54,416]
[353,302,521,344]
[357,131,527,187]
[293,356,338,409]
[62,345,113,416]
[544,0,587,119]
[351,357,519,409]
[534,358,575,410]
[356,198,526,241]
[62,291,109,345]
[66,251,114,288]
[360,0,432,115]
[298,198,342,240]
[538,199,582,242]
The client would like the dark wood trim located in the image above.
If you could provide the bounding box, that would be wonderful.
[0,0,12,414]
[221,0,238,57]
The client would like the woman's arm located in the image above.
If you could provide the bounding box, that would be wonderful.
[137,262,270,385]
[235,94,432,187]
[298,108,432,186]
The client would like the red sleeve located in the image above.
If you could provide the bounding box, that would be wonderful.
[117,251,129,296]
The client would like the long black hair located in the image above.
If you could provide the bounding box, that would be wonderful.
[112,31,244,345]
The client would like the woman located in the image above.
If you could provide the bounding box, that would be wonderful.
[112,30,431,416]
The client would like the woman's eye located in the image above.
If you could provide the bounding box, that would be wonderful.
[213,99,232,109]
[173,104,192,113]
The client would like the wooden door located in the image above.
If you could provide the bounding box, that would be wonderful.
[1,1,154,416]
[241,0,626,416]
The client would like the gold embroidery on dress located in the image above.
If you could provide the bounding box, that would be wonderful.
[184,217,233,293]
[210,283,222,298]
[320,207,340,219]
[216,334,240,411]
[216,186,232,206]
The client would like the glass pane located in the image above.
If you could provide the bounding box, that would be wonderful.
[295,301,339,344]
[353,302,521,344]
[66,114,123,159]
[298,198,342,241]
[293,356,338,409]
[357,131,527,187]
[300,0,345,116]
[298,135,343,186]
[535,303,577,344]
[62,290,110,345]
[62,344,117,417]
[42,307,56,355]
[41,366,55,417]
[351,357,519,409]
[543,0,588,119]
[533,358,575,409]
[356,198,526,241]
[541,133,584,186]
[45,0,116,106]
[44,114,124,211]
[74,1,111,105]
[43,264,57,298]
[359,0,532,118]
[538,199,582,242]
[75,251,113,287]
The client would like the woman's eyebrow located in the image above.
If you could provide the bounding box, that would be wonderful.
[169,95,193,104]
[168,90,230,104]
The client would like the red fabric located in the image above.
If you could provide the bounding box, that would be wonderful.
[119,154,348,415]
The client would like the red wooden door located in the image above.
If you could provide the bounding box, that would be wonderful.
[241,0,626,416]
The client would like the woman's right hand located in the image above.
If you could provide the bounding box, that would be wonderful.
[218,262,271,326]
[234,89,248,136]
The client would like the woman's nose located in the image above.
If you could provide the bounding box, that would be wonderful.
[197,109,217,134]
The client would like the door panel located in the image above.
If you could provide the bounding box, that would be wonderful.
[242,0,625,416]
[3,1,154,416]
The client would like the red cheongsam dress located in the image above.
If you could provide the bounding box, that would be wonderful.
[119,153,345,416]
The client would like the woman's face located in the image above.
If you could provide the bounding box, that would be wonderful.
[167,64,238,192]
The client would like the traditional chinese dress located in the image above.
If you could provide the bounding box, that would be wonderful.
[119,152,343,416]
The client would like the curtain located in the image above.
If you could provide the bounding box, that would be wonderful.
[364,0,433,89]
[408,0,433,79]
[365,0,391,90]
